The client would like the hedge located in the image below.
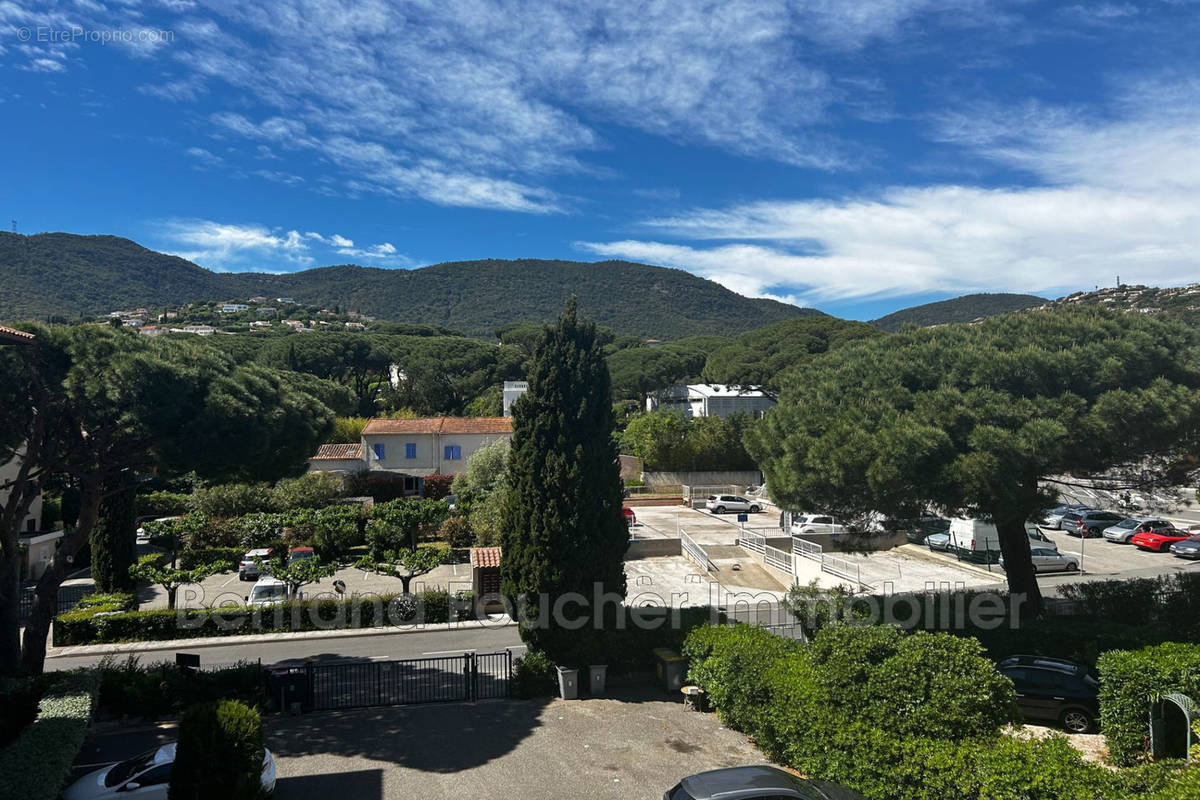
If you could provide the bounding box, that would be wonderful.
[55,590,478,645]
[169,700,265,800]
[77,592,139,613]
[98,656,266,719]
[681,624,1133,800]
[0,670,101,800]
[1097,642,1200,766]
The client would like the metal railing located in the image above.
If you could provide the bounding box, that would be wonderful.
[306,650,512,711]
[739,531,767,554]
[763,545,794,577]
[792,537,823,562]
[679,528,716,572]
[19,583,89,622]
[821,553,862,585]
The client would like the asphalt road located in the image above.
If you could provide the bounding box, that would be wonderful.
[45,624,525,671]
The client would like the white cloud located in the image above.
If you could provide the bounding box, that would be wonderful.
[154,219,409,270]
[184,146,222,166]
[581,93,1200,304]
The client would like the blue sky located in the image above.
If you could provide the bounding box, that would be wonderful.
[3,1,1200,320]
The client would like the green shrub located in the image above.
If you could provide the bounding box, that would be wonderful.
[683,624,799,733]
[270,471,343,511]
[422,473,454,500]
[179,547,244,572]
[169,700,264,800]
[0,670,100,800]
[512,650,557,698]
[77,592,139,612]
[189,483,274,518]
[439,514,474,548]
[138,490,191,517]
[97,657,266,719]
[1098,642,1200,766]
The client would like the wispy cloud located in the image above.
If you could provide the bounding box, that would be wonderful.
[152,218,409,271]
[581,84,1200,304]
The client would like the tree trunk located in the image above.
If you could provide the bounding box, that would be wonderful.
[995,516,1042,619]
[0,554,22,676]
[20,477,101,675]
[400,574,413,594]
[166,585,177,611]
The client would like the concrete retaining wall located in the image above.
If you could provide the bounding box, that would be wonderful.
[793,530,908,553]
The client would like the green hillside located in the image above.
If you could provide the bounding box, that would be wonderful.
[871,293,1047,332]
[0,232,817,339]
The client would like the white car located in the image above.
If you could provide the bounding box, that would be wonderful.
[790,514,847,534]
[245,576,290,607]
[1000,547,1079,573]
[238,548,273,581]
[62,743,276,800]
[705,495,761,514]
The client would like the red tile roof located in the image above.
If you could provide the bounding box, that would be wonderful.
[0,325,35,344]
[471,547,502,569]
[311,443,363,460]
[363,417,513,435]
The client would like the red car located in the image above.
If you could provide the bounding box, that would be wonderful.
[1130,529,1191,552]
[622,507,636,526]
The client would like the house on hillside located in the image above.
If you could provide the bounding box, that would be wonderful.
[647,383,776,419]
[219,303,250,313]
[307,443,367,473]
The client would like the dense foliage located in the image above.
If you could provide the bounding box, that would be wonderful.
[500,301,629,663]
[0,670,100,800]
[97,657,266,719]
[168,700,264,800]
[750,309,1200,611]
[1098,642,1200,766]
[871,292,1047,332]
[606,335,729,401]
[619,410,758,471]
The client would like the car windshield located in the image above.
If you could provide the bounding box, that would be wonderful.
[105,748,158,787]
[1117,519,1138,528]
[252,585,287,601]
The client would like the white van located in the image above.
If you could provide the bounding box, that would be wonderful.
[948,518,1057,559]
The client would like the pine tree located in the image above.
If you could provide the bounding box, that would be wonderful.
[500,299,628,663]
[90,474,138,594]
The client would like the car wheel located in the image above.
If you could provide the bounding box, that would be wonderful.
[749,505,760,513]
[715,506,725,514]
[1061,708,1094,734]
[1065,561,1079,572]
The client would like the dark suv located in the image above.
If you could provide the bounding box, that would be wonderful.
[1064,510,1125,538]
[997,655,1100,733]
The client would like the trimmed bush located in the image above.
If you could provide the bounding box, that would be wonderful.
[0,670,100,800]
[512,650,557,698]
[1098,642,1200,766]
[54,590,479,645]
[97,656,266,719]
[77,592,139,613]
[168,700,264,800]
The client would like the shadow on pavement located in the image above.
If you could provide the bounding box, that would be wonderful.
[275,768,385,800]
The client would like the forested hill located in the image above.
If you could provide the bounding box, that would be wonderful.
[0,232,818,339]
[870,293,1047,332]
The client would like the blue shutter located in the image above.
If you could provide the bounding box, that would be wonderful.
[373,443,385,460]
[405,442,416,459]
[443,444,453,460]
[452,445,462,460]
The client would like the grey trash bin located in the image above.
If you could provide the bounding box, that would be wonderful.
[653,647,686,693]
[557,666,579,700]
[589,665,608,697]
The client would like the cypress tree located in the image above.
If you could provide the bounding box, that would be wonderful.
[500,299,628,663]
[90,474,138,594]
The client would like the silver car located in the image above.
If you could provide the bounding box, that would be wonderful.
[1001,547,1079,573]
[62,743,276,800]
[1171,535,1200,559]
[1102,517,1175,544]
[1043,504,1099,529]
[705,495,761,514]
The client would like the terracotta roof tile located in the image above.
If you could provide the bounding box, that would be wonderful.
[471,547,502,569]
[312,443,363,460]
[363,417,513,435]
[0,325,35,344]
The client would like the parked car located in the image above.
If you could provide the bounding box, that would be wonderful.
[1131,527,1193,552]
[245,576,290,607]
[947,518,1056,559]
[706,495,761,514]
[1000,547,1078,573]
[664,765,866,800]
[62,742,276,800]
[623,506,637,526]
[134,516,182,542]
[1066,510,1126,538]
[926,532,952,552]
[790,514,846,534]
[288,545,316,565]
[1170,535,1200,559]
[1026,526,1058,550]
[238,548,273,581]
[996,655,1100,733]
[903,516,951,544]
[1102,517,1176,544]
[1043,504,1099,529]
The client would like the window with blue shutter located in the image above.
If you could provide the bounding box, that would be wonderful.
[405,442,417,459]
[444,444,462,460]
[372,443,385,460]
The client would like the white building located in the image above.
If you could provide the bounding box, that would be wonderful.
[646,384,776,419]
[502,381,528,416]
[220,303,250,313]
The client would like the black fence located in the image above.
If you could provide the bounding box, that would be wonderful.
[300,650,513,711]
[18,583,89,622]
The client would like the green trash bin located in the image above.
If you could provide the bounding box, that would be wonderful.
[653,647,686,694]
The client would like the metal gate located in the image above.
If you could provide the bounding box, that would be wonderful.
[306,650,513,711]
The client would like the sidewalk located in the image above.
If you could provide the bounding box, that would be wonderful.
[46,615,517,659]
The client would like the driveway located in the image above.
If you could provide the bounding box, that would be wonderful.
[74,689,767,800]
